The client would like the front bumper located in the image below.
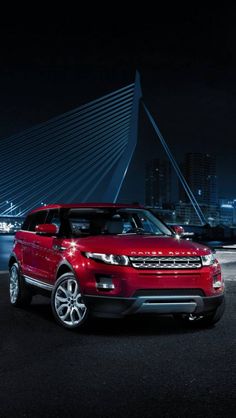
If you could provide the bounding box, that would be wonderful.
[84,293,225,318]
[80,259,223,299]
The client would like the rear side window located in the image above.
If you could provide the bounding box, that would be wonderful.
[21,215,32,231]
[21,211,48,232]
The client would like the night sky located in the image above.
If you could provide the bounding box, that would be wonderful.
[0,8,236,201]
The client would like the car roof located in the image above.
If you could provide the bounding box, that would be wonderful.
[29,203,143,214]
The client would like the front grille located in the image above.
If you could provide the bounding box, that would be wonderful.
[129,256,202,269]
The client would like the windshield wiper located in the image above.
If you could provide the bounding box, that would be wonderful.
[125,227,156,235]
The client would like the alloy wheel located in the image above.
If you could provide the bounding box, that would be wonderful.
[54,278,87,327]
[9,265,19,304]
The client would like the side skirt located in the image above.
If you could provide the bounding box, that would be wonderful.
[24,275,53,297]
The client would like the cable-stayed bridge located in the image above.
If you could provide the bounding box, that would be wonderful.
[0,72,206,224]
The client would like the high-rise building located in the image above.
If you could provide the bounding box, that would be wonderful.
[145,159,171,207]
[219,199,236,226]
[180,153,218,206]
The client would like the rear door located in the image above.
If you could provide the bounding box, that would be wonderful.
[19,211,48,277]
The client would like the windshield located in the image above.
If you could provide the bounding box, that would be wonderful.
[67,208,172,237]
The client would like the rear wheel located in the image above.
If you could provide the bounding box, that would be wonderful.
[174,298,225,327]
[51,273,88,329]
[9,263,32,307]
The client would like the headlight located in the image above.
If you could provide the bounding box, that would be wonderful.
[201,253,216,266]
[85,252,130,266]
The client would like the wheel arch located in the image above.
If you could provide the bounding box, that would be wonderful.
[56,261,74,280]
[8,253,20,270]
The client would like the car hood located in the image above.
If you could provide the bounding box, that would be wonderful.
[75,235,211,256]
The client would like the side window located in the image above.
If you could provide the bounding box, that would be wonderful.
[46,210,61,230]
[28,211,48,232]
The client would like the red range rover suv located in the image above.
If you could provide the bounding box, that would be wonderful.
[9,204,225,329]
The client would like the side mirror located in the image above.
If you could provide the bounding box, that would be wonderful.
[171,225,185,236]
[35,224,58,236]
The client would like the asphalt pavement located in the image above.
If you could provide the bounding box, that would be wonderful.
[0,256,236,417]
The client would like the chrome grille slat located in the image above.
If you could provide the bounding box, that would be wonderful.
[129,256,202,269]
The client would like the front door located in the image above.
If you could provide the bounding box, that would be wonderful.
[30,210,63,284]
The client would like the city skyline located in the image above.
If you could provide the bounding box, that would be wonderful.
[1,148,235,221]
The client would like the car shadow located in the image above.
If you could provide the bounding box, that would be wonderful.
[84,315,216,336]
[25,295,216,336]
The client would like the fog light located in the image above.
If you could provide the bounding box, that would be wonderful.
[96,276,115,291]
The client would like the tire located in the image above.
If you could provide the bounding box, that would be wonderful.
[174,298,225,327]
[51,272,88,329]
[9,262,32,307]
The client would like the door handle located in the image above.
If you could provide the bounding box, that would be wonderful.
[53,244,67,251]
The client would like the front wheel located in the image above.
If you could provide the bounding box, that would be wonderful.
[9,262,32,307]
[174,298,225,327]
[51,273,88,329]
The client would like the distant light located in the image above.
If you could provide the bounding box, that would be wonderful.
[221,204,233,209]
[0,222,12,232]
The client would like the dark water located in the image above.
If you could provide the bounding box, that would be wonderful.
[0,235,14,270]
